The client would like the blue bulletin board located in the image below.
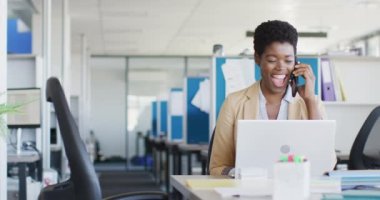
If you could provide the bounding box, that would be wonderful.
[212,57,256,130]
[7,19,32,54]
[185,77,209,144]
[159,101,168,136]
[169,88,183,141]
[151,101,157,137]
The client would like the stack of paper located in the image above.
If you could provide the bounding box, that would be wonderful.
[311,178,341,194]
[322,190,380,200]
[329,170,380,189]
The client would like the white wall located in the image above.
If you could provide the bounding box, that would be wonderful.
[70,53,81,96]
[89,56,211,159]
[90,57,126,158]
[32,0,63,79]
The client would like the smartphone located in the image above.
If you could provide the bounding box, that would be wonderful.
[290,57,299,97]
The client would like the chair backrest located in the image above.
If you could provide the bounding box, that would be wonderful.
[206,128,215,175]
[39,77,102,200]
[349,106,380,170]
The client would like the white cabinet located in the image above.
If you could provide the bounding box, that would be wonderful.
[7,54,43,151]
[7,54,42,89]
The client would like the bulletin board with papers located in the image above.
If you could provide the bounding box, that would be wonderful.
[168,88,183,141]
[184,77,210,144]
[210,57,257,132]
[158,101,168,136]
[151,101,157,137]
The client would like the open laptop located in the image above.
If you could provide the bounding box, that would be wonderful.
[235,120,337,177]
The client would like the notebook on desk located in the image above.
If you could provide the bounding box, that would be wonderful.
[235,120,337,177]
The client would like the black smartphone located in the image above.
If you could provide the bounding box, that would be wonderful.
[290,57,299,97]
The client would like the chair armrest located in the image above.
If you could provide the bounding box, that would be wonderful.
[103,191,167,200]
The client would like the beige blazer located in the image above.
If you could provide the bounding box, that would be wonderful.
[209,81,326,175]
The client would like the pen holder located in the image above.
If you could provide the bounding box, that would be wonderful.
[273,161,310,200]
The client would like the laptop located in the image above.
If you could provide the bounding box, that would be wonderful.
[235,120,337,177]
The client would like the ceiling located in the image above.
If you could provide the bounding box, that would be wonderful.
[8,0,380,56]
[68,0,380,56]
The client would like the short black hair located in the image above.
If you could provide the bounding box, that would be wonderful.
[253,20,298,57]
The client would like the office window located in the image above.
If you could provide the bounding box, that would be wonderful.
[127,95,155,132]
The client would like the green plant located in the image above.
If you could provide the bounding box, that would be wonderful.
[0,93,22,137]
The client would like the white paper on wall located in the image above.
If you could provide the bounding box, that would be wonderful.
[200,79,210,113]
[191,79,210,114]
[222,58,255,97]
[170,91,183,116]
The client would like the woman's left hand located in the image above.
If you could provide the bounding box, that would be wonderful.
[293,63,315,101]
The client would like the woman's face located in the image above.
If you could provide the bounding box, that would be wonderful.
[255,41,295,95]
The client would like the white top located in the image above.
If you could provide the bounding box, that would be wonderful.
[258,83,294,120]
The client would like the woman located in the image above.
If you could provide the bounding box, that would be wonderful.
[209,20,326,176]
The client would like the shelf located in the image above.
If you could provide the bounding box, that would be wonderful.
[323,101,380,106]
[327,55,380,62]
[7,54,38,59]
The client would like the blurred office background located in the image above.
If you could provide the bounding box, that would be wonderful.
[2,0,380,199]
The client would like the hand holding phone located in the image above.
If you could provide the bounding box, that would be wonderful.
[290,58,300,97]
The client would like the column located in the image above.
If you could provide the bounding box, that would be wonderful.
[42,0,52,169]
[0,0,8,198]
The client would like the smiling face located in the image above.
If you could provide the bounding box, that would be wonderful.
[255,41,296,95]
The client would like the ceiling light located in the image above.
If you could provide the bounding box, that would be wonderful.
[351,0,380,8]
[246,31,327,38]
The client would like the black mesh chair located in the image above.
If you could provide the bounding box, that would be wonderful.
[349,106,380,170]
[39,77,167,200]
[206,128,215,175]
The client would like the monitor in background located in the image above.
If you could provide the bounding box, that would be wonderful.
[7,88,41,128]
[50,128,57,145]
[235,120,337,177]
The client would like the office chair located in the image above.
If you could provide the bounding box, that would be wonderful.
[349,106,380,170]
[206,128,215,175]
[39,77,167,200]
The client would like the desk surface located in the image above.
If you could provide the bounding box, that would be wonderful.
[153,137,166,143]
[200,149,208,158]
[178,144,209,152]
[7,151,40,163]
[171,175,326,200]
[171,175,227,200]
[164,140,183,147]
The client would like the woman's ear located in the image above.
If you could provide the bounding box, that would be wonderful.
[254,52,261,67]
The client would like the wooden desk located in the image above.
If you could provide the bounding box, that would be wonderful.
[171,175,327,200]
[170,175,228,200]
[8,151,41,200]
